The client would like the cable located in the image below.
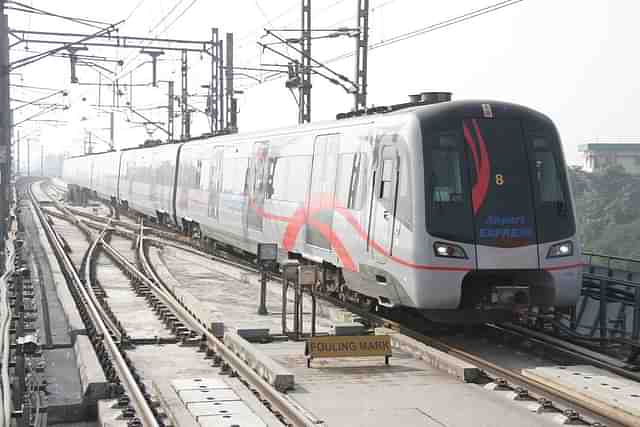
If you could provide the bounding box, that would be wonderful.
[124,0,147,22]
[7,1,112,29]
[155,0,199,37]
[148,0,188,35]
[327,0,525,63]
[253,0,525,88]
[115,0,197,81]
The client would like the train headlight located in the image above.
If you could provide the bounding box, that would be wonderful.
[547,241,573,258]
[433,242,467,259]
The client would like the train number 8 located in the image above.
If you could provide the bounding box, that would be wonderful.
[495,174,504,186]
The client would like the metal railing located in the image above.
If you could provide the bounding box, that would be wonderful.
[575,252,640,343]
[583,251,640,274]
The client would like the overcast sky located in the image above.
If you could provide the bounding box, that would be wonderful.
[8,1,640,166]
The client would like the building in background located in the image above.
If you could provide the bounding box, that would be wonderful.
[579,143,640,174]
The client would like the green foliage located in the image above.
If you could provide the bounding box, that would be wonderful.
[569,166,640,258]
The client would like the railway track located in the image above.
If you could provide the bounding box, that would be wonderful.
[34,179,637,427]
[28,181,162,426]
[30,180,317,427]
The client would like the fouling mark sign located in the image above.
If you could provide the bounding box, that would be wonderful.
[305,335,392,367]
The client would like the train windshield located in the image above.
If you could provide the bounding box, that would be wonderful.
[425,117,574,247]
[527,129,575,242]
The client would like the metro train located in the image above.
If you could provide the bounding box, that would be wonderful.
[63,95,582,322]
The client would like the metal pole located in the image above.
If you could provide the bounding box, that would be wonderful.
[109,111,114,149]
[167,80,174,142]
[0,4,9,250]
[294,270,302,340]
[282,277,288,335]
[298,283,303,338]
[599,279,607,343]
[15,128,19,175]
[180,49,189,139]
[217,39,225,131]
[299,0,311,124]
[26,139,29,176]
[633,287,640,340]
[311,285,316,337]
[210,28,219,133]
[258,265,268,315]
[225,32,236,133]
[354,0,369,111]
[40,143,43,175]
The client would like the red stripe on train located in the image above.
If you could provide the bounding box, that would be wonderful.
[249,197,473,272]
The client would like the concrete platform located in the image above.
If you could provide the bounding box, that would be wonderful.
[21,198,108,423]
[40,347,85,423]
[75,335,109,402]
[23,200,85,339]
[224,331,295,391]
[375,327,480,382]
[523,365,640,426]
[155,247,338,335]
[152,245,564,426]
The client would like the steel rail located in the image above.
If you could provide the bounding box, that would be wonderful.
[28,182,159,427]
[495,323,640,375]
[39,188,124,341]
[97,224,318,427]
[81,222,123,342]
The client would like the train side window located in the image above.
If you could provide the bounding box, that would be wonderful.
[266,155,312,202]
[379,158,394,200]
[336,153,363,209]
[222,158,248,194]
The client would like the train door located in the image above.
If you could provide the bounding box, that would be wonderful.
[207,147,223,220]
[466,118,539,269]
[370,144,399,263]
[306,134,339,250]
[247,142,268,231]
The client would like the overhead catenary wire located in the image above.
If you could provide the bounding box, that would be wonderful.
[6,1,113,29]
[255,0,525,86]
[328,0,525,63]
[111,0,200,83]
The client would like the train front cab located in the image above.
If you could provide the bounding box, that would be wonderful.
[416,102,581,319]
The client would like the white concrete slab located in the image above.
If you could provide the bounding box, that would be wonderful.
[198,412,266,427]
[172,378,231,391]
[187,401,256,418]
[74,335,109,402]
[178,389,240,403]
[224,331,295,391]
[523,365,640,425]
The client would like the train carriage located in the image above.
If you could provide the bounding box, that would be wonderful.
[62,96,582,321]
[91,150,121,201]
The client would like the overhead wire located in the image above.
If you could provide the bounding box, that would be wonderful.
[254,0,525,86]
[7,1,113,29]
[327,0,525,63]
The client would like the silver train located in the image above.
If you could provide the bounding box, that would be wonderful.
[63,98,582,321]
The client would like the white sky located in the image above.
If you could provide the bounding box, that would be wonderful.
[8,1,640,166]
